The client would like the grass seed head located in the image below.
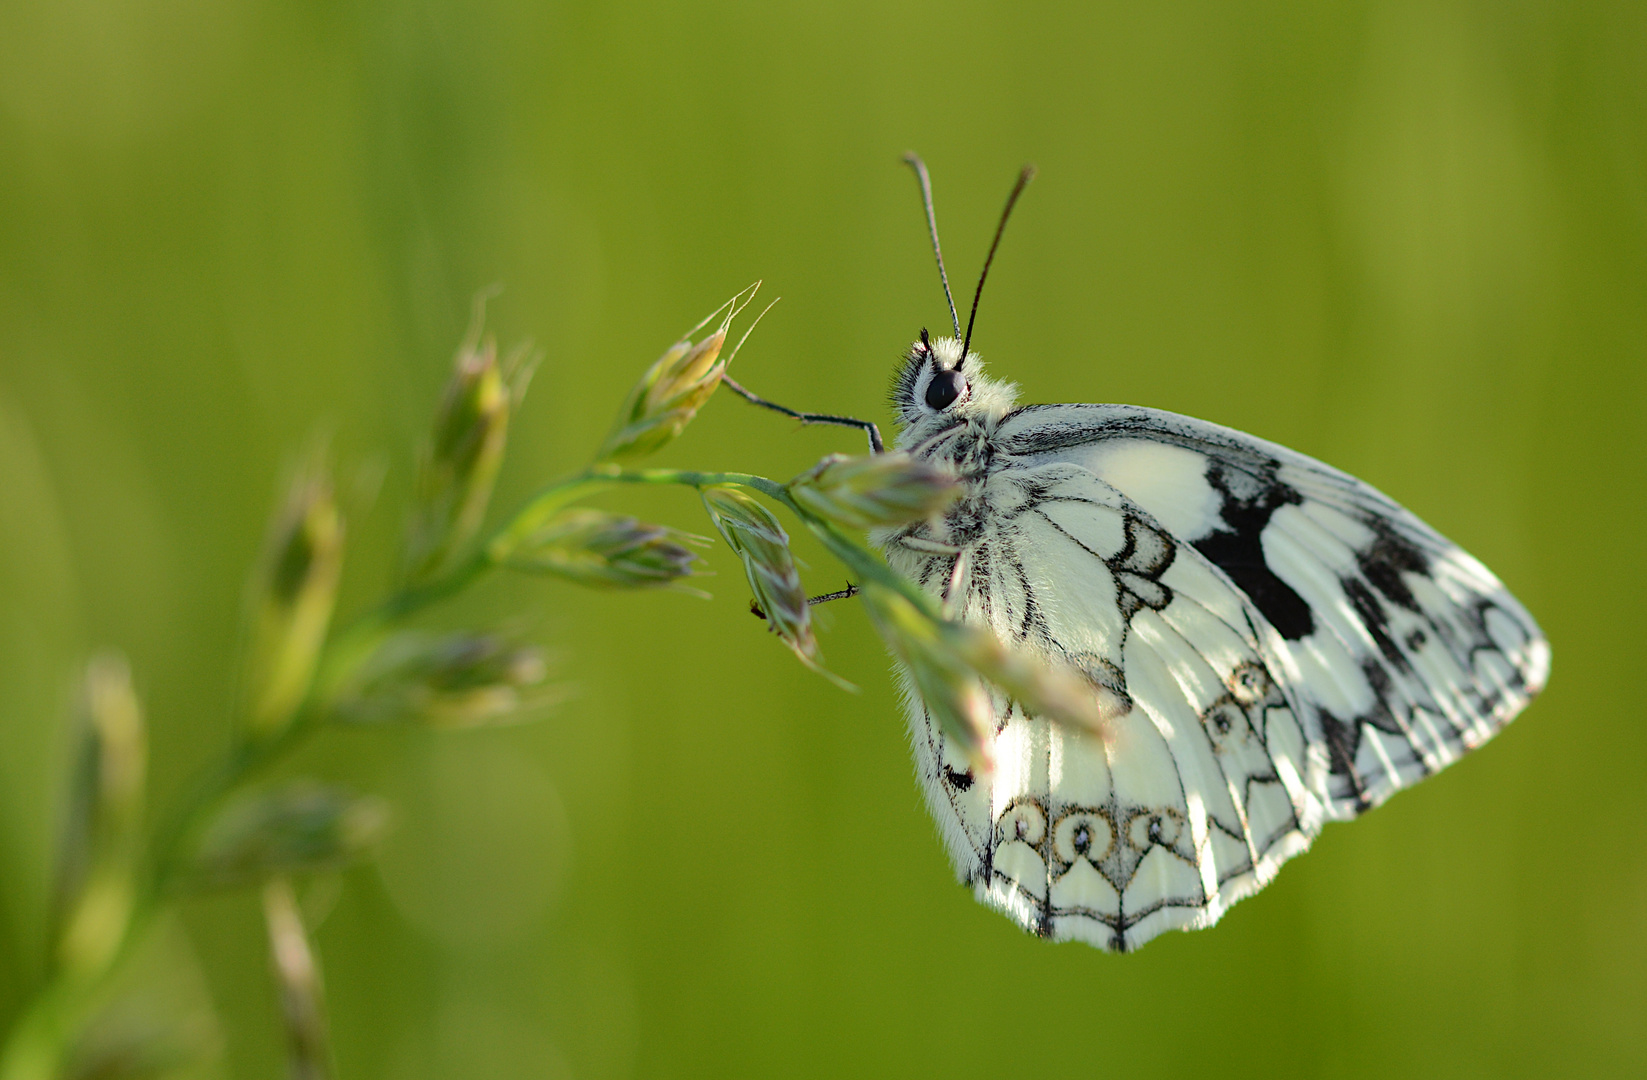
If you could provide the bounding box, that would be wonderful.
[247,468,344,738]
[405,300,534,581]
[190,782,388,889]
[598,331,727,463]
[787,451,962,530]
[596,284,761,463]
[860,583,1118,773]
[859,584,995,772]
[499,507,709,590]
[53,654,148,978]
[700,485,818,666]
[331,631,558,729]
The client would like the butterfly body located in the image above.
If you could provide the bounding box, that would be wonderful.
[873,336,1549,952]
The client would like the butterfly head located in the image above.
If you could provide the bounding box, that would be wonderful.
[890,328,1019,437]
[893,158,1033,447]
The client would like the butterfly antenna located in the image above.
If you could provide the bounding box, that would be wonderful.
[902,153,962,343]
[961,164,1036,363]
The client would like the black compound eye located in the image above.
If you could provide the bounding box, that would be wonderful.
[924,368,965,411]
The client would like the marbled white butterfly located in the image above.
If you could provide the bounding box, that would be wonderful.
[737,158,1550,952]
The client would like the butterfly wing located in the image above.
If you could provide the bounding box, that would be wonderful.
[890,405,1547,952]
[898,461,1326,951]
[994,404,1550,820]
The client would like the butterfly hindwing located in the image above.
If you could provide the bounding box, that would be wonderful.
[895,462,1325,950]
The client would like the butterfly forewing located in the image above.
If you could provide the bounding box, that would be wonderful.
[996,404,1549,821]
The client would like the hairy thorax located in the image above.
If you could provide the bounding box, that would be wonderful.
[875,411,1012,594]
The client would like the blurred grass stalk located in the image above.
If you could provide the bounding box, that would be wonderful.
[0,288,771,1078]
[52,657,146,984]
[0,285,1099,1079]
[263,879,332,1080]
[403,294,536,586]
[245,467,344,739]
[0,660,148,1080]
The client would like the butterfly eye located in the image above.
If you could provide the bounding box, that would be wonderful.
[924,368,965,410]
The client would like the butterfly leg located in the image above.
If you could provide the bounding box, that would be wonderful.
[749,583,859,620]
[721,375,885,453]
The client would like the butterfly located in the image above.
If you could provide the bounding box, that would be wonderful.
[730,157,1550,952]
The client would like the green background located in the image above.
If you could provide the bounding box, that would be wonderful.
[2,1,1643,1077]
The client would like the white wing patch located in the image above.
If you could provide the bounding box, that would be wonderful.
[883,403,1548,952]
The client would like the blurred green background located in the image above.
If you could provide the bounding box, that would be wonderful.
[1,0,1643,1076]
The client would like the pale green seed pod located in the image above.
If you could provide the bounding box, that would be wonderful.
[945,618,1116,738]
[700,485,818,666]
[860,583,1114,773]
[859,583,996,770]
[597,329,727,463]
[330,631,557,729]
[787,451,961,529]
[246,470,345,738]
[499,508,708,590]
[53,654,147,979]
[405,304,535,582]
[190,782,388,889]
[596,283,766,463]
